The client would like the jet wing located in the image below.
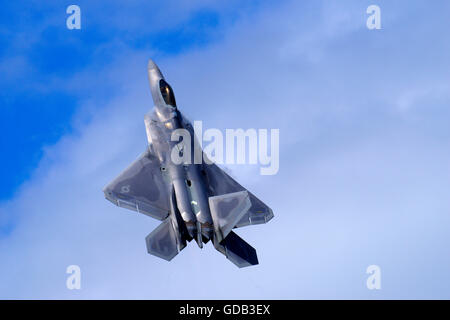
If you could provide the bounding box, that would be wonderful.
[103,148,170,220]
[202,162,274,229]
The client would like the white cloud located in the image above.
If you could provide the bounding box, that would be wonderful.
[1,0,450,299]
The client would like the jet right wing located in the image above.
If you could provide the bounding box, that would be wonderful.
[202,162,274,229]
[103,148,170,221]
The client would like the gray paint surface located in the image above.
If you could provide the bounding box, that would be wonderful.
[104,60,273,268]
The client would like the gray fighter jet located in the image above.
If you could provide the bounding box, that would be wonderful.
[103,59,273,268]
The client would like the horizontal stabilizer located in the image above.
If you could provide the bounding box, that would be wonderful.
[145,218,181,261]
[209,191,251,243]
[202,162,274,229]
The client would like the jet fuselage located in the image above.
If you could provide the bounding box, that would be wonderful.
[146,62,213,248]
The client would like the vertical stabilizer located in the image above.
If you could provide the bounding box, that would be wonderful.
[213,231,259,268]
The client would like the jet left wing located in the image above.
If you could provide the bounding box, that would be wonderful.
[202,162,274,229]
[103,148,170,220]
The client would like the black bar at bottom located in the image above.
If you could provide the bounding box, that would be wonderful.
[0,300,447,318]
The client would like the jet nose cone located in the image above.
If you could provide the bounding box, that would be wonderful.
[147,58,165,107]
[147,59,158,71]
[147,58,164,87]
[147,59,163,78]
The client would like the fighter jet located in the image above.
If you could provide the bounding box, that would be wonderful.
[103,59,273,268]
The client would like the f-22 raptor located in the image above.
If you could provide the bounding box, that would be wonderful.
[103,59,274,268]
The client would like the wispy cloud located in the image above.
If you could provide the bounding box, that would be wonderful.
[1,0,450,299]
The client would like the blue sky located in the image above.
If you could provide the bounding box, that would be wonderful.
[1,0,450,299]
[0,0,260,201]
